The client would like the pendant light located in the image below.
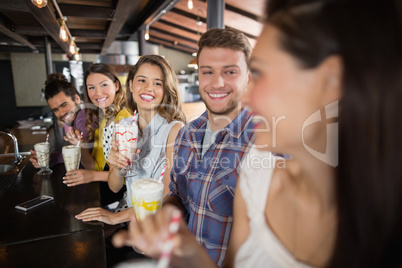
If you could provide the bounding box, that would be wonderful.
[187,0,194,10]
[59,19,68,42]
[31,0,48,8]
[144,25,150,40]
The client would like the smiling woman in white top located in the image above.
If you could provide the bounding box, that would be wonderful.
[111,0,402,267]
[75,55,185,226]
[227,1,402,267]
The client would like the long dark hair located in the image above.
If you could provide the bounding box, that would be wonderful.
[126,55,185,125]
[269,0,402,266]
[83,63,126,138]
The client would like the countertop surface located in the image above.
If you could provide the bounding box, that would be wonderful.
[0,127,106,267]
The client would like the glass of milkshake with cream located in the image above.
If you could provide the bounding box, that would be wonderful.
[130,178,164,221]
[62,145,81,172]
[34,142,52,175]
[130,178,164,254]
[114,123,138,176]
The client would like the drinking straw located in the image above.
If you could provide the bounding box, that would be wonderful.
[156,210,181,268]
[158,164,167,183]
[132,110,137,124]
[46,133,49,143]
[76,132,83,147]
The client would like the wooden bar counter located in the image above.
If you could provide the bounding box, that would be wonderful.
[0,128,106,267]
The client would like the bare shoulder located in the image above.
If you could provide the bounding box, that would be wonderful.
[169,122,184,138]
[166,122,184,147]
[270,158,297,195]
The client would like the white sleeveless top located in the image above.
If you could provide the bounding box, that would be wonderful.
[235,147,313,268]
[120,113,181,206]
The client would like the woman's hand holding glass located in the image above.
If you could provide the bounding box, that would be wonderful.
[113,123,138,176]
[108,140,130,171]
[63,169,94,187]
[109,130,141,176]
[29,150,40,169]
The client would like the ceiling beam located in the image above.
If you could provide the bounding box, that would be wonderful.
[225,3,262,21]
[70,29,106,38]
[171,5,259,39]
[100,0,142,55]
[143,0,181,25]
[76,42,102,50]
[13,25,48,36]
[0,0,30,12]
[170,8,207,24]
[22,0,70,54]
[127,0,180,42]
[59,4,113,20]
[149,28,198,46]
[0,45,38,53]
[57,0,112,8]
[0,19,37,52]
[148,37,196,54]
[157,19,200,36]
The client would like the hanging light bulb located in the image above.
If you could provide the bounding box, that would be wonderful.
[69,39,76,54]
[144,25,150,41]
[31,0,48,8]
[69,44,76,54]
[188,58,198,69]
[187,0,194,10]
[59,19,68,42]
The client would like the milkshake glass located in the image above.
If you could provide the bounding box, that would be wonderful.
[114,123,138,176]
[62,145,81,172]
[130,178,164,221]
[34,142,52,175]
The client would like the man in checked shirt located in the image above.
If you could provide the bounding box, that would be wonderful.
[164,28,255,267]
[113,27,256,267]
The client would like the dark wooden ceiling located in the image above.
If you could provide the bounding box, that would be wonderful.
[0,0,264,56]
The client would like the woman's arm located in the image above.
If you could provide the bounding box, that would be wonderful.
[75,206,134,225]
[223,183,251,268]
[63,170,109,187]
[163,122,184,196]
[79,146,95,170]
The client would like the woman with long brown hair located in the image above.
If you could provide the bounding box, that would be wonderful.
[75,55,185,226]
[63,63,131,207]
